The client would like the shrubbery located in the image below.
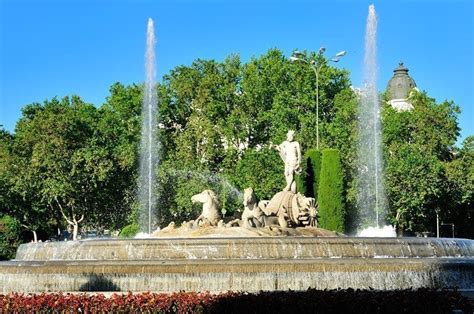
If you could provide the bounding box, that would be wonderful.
[0,289,470,313]
[119,223,139,238]
[318,149,345,233]
[0,215,21,260]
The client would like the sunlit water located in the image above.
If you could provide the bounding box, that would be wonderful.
[358,225,396,237]
[356,4,388,230]
[138,18,158,234]
[134,231,157,239]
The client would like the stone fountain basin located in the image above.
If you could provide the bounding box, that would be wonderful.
[13,237,474,261]
[1,237,473,292]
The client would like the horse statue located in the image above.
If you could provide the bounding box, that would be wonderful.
[191,190,221,227]
[263,191,318,228]
[241,188,267,228]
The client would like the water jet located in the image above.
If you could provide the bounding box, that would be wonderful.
[356,4,388,231]
[138,18,158,234]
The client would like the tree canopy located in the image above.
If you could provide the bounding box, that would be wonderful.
[0,48,472,246]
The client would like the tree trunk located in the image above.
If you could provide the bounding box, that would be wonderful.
[32,230,38,243]
[72,223,79,241]
[21,222,38,243]
[56,198,84,241]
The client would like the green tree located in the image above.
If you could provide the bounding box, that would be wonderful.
[7,104,56,241]
[0,129,14,215]
[2,48,356,235]
[444,136,474,238]
[382,90,461,233]
[0,215,21,260]
[9,96,117,240]
[25,97,96,239]
[156,49,351,222]
[385,143,444,232]
[230,147,284,201]
[317,149,345,233]
[94,82,143,230]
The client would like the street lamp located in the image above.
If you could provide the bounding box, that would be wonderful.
[290,48,347,150]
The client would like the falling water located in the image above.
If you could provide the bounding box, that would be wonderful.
[356,5,388,230]
[139,18,158,234]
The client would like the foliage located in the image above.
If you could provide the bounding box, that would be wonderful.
[0,215,21,260]
[229,147,284,201]
[156,49,351,220]
[0,289,470,313]
[4,88,141,241]
[0,48,352,237]
[119,223,140,238]
[443,136,474,238]
[9,97,104,239]
[383,91,459,160]
[0,291,216,313]
[317,149,345,232]
[0,129,13,214]
[385,143,444,231]
[324,88,358,232]
[1,127,49,241]
[382,90,462,233]
[2,48,472,238]
[93,83,142,231]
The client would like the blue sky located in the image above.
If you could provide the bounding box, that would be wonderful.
[1,0,473,143]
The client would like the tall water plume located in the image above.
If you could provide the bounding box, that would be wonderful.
[139,18,158,234]
[356,5,387,229]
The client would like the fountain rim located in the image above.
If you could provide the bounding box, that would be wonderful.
[17,236,474,244]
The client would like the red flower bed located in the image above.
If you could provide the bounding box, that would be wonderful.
[0,288,471,313]
[0,291,216,313]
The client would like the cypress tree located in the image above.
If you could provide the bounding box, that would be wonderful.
[318,149,345,233]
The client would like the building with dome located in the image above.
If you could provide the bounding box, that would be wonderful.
[387,62,417,111]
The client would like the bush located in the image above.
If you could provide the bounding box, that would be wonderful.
[207,288,471,314]
[0,289,470,313]
[296,149,321,199]
[0,215,21,260]
[318,149,345,233]
[119,223,139,238]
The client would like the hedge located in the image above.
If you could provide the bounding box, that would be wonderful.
[317,149,345,233]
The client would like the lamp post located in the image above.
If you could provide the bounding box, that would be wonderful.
[290,48,346,150]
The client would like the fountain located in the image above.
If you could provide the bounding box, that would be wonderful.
[1,236,473,292]
[1,125,473,292]
[0,12,473,294]
[138,18,158,234]
[356,4,389,233]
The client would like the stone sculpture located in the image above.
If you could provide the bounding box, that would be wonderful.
[185,130,316,231]
[188,188,317,230]
[191,190,221,227]
[272,130,301,193]
[264,191,318,228]
[241,188,267,228]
